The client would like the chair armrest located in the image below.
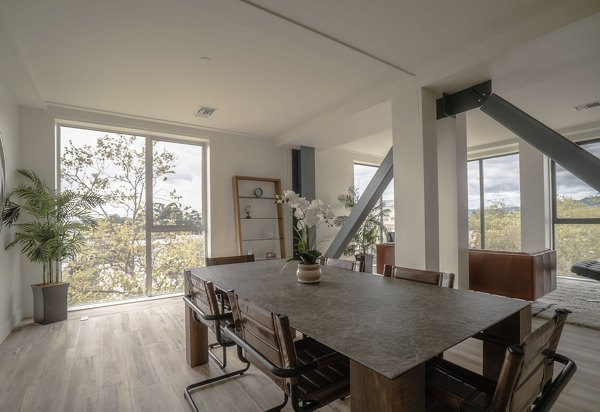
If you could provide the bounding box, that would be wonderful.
[183,295,233,322]
[532,353,577,412]
[223,323,319,378]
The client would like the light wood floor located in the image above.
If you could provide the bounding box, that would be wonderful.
[0,297,598,411]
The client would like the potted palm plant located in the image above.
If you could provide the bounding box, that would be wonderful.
[335,186,390,273]
[1,169,102,324]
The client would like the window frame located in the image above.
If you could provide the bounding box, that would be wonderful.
[468,151,520,250]
[551,138,600,244]
[56,122,208,298]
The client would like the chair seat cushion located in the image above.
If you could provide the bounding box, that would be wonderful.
[294,338,350,404]
[426,358,496,412]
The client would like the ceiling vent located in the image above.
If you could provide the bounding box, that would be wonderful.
[572,101,600,112]
[195,106,217,118]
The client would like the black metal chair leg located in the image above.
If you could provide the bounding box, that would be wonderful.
[208,342,228,369]
[265,394,288,412]
[184,361,251,412]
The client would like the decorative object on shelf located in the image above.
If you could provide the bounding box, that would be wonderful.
[265,251,277,260]
[233,176,285,259]
[1,169,103,324]
[244,205,252,218]
[276,190,335,284]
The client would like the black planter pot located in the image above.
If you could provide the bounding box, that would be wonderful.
[31,282,69,324]
[355,253,374,273]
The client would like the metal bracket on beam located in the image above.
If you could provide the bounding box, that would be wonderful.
[325,148,394,258]
[436,80,492,119]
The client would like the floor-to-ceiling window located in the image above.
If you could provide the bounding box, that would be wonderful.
[468,153,521,251]
[59,125,206,306]
[353,163,395,244]
[552,139,600,275]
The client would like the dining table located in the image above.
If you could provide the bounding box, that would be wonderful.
[185,259,531,411]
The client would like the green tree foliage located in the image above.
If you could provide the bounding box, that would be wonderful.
[468,200,521,252]
[335,186,390,255]
[61,134,204,306]
[554,196,600,274]
[468,197,600,275]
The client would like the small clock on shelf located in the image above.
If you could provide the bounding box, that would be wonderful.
[253,187,263,198]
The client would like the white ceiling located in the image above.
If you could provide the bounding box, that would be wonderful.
[0,0,599,152]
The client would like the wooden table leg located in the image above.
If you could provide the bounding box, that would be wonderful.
[185,302,209,367]
[482,304,532,380]
[350,360,425,411]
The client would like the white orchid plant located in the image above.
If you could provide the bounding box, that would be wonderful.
[276,190,335,265]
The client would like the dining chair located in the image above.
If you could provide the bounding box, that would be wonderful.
[320,256,360,271]
[182,271,250,412]
[224,291,351,411]
[206,253,255,266]
[205,254,255,311]
[425,308,576,412]
[383,264,455,288]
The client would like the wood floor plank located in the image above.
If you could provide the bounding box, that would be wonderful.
[99,383,133,412]
[1,296,598,411]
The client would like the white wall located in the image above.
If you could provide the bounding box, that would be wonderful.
[0,80,21,343]
[17,105,289,318]
[315,148,385,255]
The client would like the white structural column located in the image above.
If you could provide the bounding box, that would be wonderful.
[392,88,439,270]
[519,141,551,251]
[437,114,469,289]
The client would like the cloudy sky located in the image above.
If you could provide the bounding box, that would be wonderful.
[60,126,204,221]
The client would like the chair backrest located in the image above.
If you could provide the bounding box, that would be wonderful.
[184,270,222,336]
[227,292,297,385]
[492,309,570,411]
[206,254,255,266]
[383,264,455,288]
[320,256,360,271]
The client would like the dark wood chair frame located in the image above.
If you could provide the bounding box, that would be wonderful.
[425,309,577,412]
[205,254,255,266]
[383,264,455,288]
[182,273,250,412]
[223,291,350,412]
[319,256,361,271]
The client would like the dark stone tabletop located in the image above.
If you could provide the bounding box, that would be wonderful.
[190,259,530,380]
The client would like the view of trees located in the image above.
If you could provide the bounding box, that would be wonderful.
[60,131,204,306]
[469,197,600,275]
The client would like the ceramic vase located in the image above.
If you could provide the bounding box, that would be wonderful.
[296,263,321,284]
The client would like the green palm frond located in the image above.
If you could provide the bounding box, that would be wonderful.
[2,169,104,283]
